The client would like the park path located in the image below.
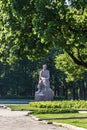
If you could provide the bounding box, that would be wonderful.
[0,106,69,130]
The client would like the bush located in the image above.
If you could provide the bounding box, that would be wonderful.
[30,108,78,114]
[8,100,87,114]
[29,100,87,109]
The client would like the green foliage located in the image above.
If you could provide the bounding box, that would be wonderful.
[29,100,87,109]
[0,0,48,63]
[54,96,65,100]
[33,0,87,68]
[8,103,87,129]
[8,100,87,114]
[30,108,77,114]
[55,52,86,82]
[0,0,87,96]
[8,104,78,114]
[0,0,87,69]
[0,59,40,97]
[8,104,31,111]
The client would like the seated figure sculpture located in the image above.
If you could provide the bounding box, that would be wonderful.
[35,64,54,101]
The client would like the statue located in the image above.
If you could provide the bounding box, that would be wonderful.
[35,64,54,101]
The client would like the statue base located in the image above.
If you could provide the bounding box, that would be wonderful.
[35,86,54,101]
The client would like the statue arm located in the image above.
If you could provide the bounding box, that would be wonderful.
[39,70,50,80]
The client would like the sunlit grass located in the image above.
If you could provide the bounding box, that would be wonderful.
[52,119,87,129]
[8,104,87,129]
[35,113,87,129]
[35,113,87,119]
[7,105,30,111]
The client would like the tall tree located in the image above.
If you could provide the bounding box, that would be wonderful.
[55,52,85,82]
[33,0,87,68]
[0,0,49,64]
[0,0,87,68]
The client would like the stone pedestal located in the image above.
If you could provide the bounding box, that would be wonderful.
[35,86,54,101]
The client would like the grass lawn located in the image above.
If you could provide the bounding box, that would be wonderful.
[7,104,30,111]
[8,104,87,129]
[52,119,87,129]
[35,113,87,119]
[35,113,87,129]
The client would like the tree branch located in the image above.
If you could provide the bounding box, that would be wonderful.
[66,51,87,68]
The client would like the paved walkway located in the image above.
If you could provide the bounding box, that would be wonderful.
[0,107,69,130]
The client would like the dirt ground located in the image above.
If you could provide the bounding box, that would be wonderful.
[0,107,69,130]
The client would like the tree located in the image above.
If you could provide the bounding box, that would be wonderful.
[0,59,41,98]
[0,0,87,69]
[0,0,49,64]
[33,0,87,68]
[0,0,87,84]
[55,52,85,82]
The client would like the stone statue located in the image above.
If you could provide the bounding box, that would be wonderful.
[39,64,50,86]
[35,64,54,101]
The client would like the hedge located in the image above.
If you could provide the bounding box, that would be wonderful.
[29,100,87,109]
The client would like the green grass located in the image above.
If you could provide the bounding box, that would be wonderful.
[52,119,87,129]
[8,101,87,129]
[35,113,87,119]
[7,105,77,114]
[7,105,30,111]
[35,113,87,129]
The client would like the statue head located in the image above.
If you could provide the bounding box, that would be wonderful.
[42,64,47,70]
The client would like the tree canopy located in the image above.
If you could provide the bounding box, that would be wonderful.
[55,52,85,82]
[0,0,49,63]
[0,0,87,67]
[0,0,87,83]
[33,0,87,68]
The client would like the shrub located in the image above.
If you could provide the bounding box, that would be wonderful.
[29,100,87,109]
[30,108,78,114]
